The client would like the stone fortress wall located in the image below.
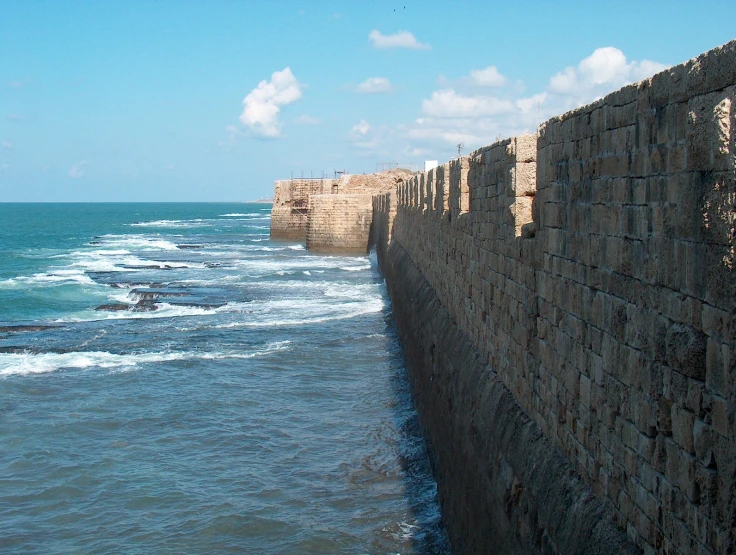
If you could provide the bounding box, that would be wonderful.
[371,40,735,554]
[271,170,412,252]
[271,178,337,239]
[305,193,374,253]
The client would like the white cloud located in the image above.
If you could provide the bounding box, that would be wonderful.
[369,30,430,50]
[549,47,669,98]
[239,67,302,138]
[422,89,515,118]
[295,114,321,125]
[351,119,371,137]
[6,114,24,122]
[398,47,667,156]
[516,93,547,114]
[354,77,392,94]
[68,161,87,178]
[163,164,175,171]
[1,140,14,149]
[348,119,382,151]
[406,124,482,146]
[404,146,429,158]
[469,66,508,87]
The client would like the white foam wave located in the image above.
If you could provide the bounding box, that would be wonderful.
[233,255,372,276]
[77,249,131,256]
[59,302,222,323]
[96,235,180,251]
[73,256,200,273]
[340,264,371,272]
[219,213,264,218]
[0,245,203,291]
[0,341,291,376]
[213,293,384,329]
[0,270,97,289]
[129,219,212,228]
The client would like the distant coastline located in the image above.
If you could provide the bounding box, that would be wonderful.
[247,198,273,203]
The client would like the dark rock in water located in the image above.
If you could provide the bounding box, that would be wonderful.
[205,262,222,268]
[169,301,225,309]
[0,346,32,354]
[121,265,173,270]
[133,299,158,312]
[131,289,189,300]
[95,304,130,311]
[177,244,203,249]
[0,325,58,333]
[89,241,102,245]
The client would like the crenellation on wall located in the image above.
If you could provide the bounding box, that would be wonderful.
[371,40,736,555]
[449,156,471,215]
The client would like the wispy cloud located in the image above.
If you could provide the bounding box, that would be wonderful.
[354,77,392,94]
[7,78,33,88]
[350,119,371,137]
[239,67,303,138]
[1,140,14,150]
[6,114,25,122]
[422,90,514,118]
[348,119,381,151]
[469,66,508,87]
[295,114,321,125]
[68,161,87,178]
[163,164,175,171]
[369,30,430,50]
[218,124,242,151]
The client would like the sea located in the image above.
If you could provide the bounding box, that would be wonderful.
[0,203,450,554]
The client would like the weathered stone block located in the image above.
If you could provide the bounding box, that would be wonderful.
[686,39,736,96]
[671,404,696,454]
[666,324,707,380]
[686,91,733,173]
[710,394,729,437]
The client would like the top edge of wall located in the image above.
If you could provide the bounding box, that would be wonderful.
[541,38,736,130]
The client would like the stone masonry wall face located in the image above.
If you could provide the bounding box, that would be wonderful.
[306,194,374,253]
[271,179,336,239]
[374,41,736,555]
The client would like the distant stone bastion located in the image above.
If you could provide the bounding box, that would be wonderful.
[270,169,413,252]
[271,40,736,555]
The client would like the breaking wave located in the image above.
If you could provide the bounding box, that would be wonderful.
[0,342,292,376]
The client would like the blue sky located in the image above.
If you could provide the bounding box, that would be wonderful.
[1,1,735,202]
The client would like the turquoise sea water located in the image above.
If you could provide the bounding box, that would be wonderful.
[0,203,449,554]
